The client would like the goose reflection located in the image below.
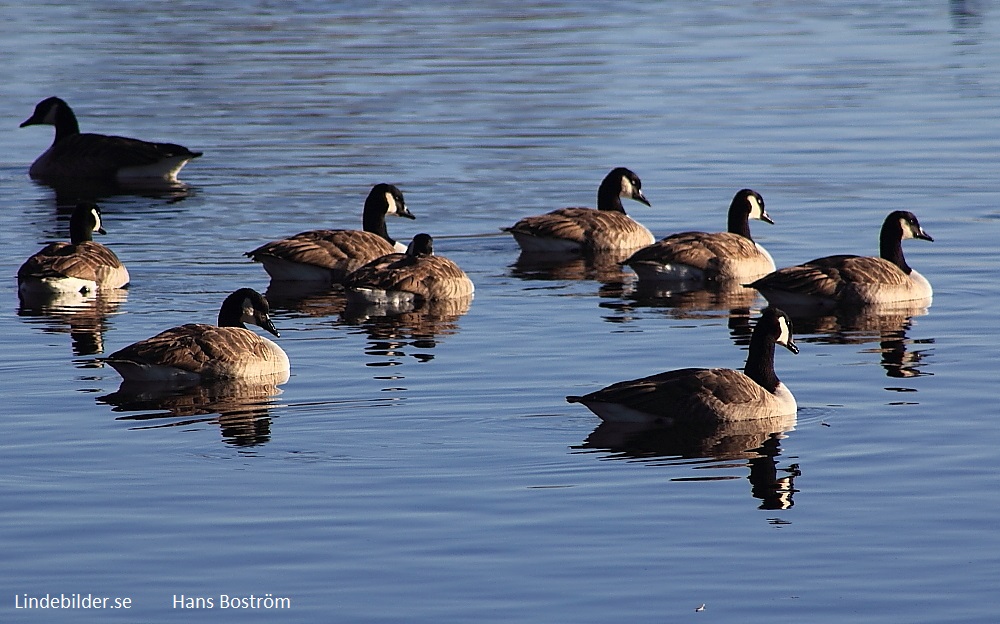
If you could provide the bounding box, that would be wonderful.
[790,302,933,379]
[510,249,635,291]
[950,0,986,32]
[97,372,288,447]
[341,295,472,364]
[576,413,799,510]
[264,280,348,319]
[33,176,195,209]
[602,278,757,328]
[17,288,127,357]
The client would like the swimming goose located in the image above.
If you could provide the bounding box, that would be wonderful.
[625,189,775,283]
[246,183,415,282]
[17,202,130,295]
[747,210,933,310]
[106,288,289,382]
[567,306,798,425]
[504,167,654,253]
[20,97,202,182]
[343,233,474,305]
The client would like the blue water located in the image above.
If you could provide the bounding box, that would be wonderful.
[1,1,999,622]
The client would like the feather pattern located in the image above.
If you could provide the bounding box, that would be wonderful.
[505,167,654,252]
[107,288,289,381]
[20,97,201,182]
[108,324,288,380]
[625,189,775,282]
[344,233,474,303]
[17,202,129,294]
[247,183,414,282]
[567,307,798,425]
[748,210,933,308]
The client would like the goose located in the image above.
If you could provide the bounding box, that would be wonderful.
[246,183,415,282]
[567,306,798,425]
[19,97,202,182]
[343,233,474,305]
[504,167,654,253]
[747,210,933,309]
[17,202,130,295]
[624,189,775,283]
[106,288,289,382]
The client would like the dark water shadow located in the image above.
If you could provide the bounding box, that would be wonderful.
[30,177,197,211]
[264,280,348,319]
[789,303,934,380]
[950,0,987,33]
[17,288,128,357]
[509,249,636,293]
[340,296,473,365]
[604,279,756,332]
[96,373,289,447]
[574,413,799,510]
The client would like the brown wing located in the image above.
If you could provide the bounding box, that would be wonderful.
[44,133,198,178]
[827,256,912,286]
[752,255,908,298]
[508,208,652,250]
[580,367,768,417]
[18,241,127,286]
[248,230,395,270]
[345,254,474,300]
[109,325,281,376]
[633,232,762,265]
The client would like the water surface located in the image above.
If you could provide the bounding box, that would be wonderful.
[1,2,999,622]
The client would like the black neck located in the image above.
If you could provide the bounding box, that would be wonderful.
[879,220,912,274]
[727,198,753,240]
[68,214,94,245]
[596,183,625,213]
[362,197,394,244]
[217,307,246,328]
[53,103,81,142]
[744,327,780,393]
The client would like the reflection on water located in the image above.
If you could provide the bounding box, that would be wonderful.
[950,0,987,32]
[264,281,348,319]
[342,296,473,365]
[17,288,127,357]
[576,413,799,510]
[790,303,933,380]
[265,282,473,366]
[611,280,756,332]
[31,177,196,211]
[97,373,288,447]
[510,250,635,287]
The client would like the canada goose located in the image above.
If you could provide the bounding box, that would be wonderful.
[17,202,130,295]
[343,233,474,305]
[19,97,202,182]
[747,211,933,309]
[625,189,775,283]
[246,183,415,282]
[504,167,654,253]
[567,306,798,425]
[106,288,289,382]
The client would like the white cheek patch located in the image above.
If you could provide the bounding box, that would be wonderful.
[747,195,765,220]
[91,210,103,232]
[899,217,912,239]
[241,298,257,323]
[385,192,398,215]
[620,177,634,198]
[777,316,793,346]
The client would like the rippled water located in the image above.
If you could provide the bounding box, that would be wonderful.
[2,1,999,622]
